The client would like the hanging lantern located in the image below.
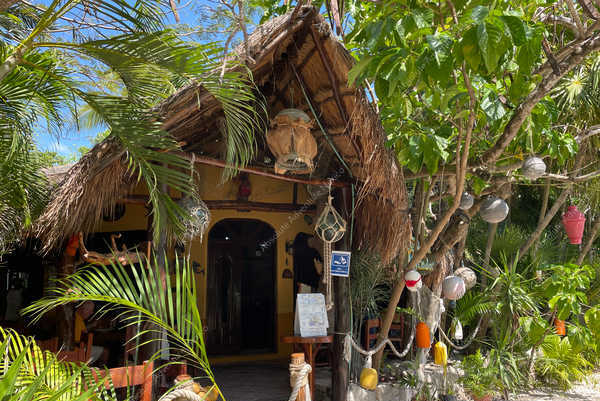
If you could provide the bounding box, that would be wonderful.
[405,270,422,292]
[480,196,509,223]
[562,206,586,245]
[442,275,466,300]
[454,267,477,290]
[459,192,474,210]
[434,341,448,366]
[178,196,211,243]
[416,322,431,348]
[266,108,317,175]
[521,156,547,180]
[315,189,347,310]
[554,319,566,336]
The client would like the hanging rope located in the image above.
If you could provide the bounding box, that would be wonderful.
[437,315,484,350]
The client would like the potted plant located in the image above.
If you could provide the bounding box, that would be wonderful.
[459,350,498,401]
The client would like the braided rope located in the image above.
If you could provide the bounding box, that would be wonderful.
[437,316,484,350]
[288,363,312,401]
[159,389,207,401]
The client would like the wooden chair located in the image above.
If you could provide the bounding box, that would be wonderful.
[56,333,94,363]
[363,317,405,351]
[36,337,59,353]
[98,360,154,401]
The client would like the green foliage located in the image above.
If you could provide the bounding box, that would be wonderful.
[459,350,499,398]
[0,328,116,401]
[543,263,595,319]
[535,335,592,390]
[24,257,220,396]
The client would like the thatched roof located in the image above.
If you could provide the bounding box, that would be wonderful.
[35,5,410,262]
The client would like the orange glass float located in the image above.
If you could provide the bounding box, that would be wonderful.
[555,319,566,336]
[416,322,431,348]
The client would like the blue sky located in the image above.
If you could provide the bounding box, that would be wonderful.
[35,0,249,158]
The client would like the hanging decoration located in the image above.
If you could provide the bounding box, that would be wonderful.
[454,267,477,290]
[178,196,211,243]
[434,341,448,366]
[562,205,586,244]
[522,156,547,180]
[266,108,317,175]
[555,319,566,336]
[459,192,474,210]
[359,354,378,391]
[405,270,422,292]
[479,196,509,223]
[416,322,431,349]
[453,319,463,341]
[442,275,466,300]
[314,183,347,310]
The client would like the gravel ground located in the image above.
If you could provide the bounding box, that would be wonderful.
[512,373,600,401]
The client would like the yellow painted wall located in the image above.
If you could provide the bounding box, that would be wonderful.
[98,164,316,363]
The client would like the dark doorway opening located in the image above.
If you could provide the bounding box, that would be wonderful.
[206,219,277,355]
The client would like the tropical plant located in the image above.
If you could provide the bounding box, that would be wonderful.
[535,335,592,390]
[24,256,222,398]
[459,350,499,399]
[542,263,595,319]
[0,327,116,401]
[0,0,263,251]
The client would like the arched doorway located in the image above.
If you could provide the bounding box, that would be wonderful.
[206,219,277,355]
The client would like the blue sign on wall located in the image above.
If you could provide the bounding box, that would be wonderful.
[331,251,351,277]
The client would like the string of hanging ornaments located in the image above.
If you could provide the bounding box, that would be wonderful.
[314,181,347,310]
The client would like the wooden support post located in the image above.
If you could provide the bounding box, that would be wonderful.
[290,353,307,401]
[332,187,351,401]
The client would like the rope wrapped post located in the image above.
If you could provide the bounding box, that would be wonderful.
[289,353,312,401]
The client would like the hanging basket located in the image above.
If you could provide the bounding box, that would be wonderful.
[562,205,586,245]
[266,109,317,175]
[416,322,431,349]
[522,156,547,180]
[480,196,509,223]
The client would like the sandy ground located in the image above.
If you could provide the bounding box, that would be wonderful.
[513,373,600,401]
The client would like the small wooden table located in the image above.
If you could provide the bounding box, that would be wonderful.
[282,335,333,400]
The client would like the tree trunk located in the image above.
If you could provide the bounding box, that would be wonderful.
[576,216,600,265]
[481,223,498,287]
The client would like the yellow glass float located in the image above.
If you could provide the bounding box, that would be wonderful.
[434,341,448,366]
[359,367,378,390]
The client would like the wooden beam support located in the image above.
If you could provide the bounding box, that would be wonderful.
[176,153,350,187]
[122,195,316,212]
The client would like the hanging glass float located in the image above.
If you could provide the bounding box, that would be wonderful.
[359,355,378,391]
[442,275,466,300]
[459,192,474,210]
[554,319,566,336]
[452,319,463,340]
[266,108,317,175]
[521,156,547,180]
[480,196,509,223]
[434,341,448,366]
[416,322,431,348]
[562,205,586,244]
[314,188,347,310]
[178,196,211,243]
[454,267,477,290]
[405,270,422,292]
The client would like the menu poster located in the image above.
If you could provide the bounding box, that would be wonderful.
[294,293,329,337]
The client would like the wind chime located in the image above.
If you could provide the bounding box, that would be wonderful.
[314,181,347,310]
